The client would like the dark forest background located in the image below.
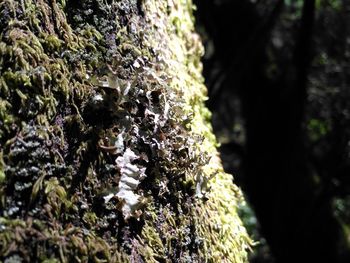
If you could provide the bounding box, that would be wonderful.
[193,0,350,262]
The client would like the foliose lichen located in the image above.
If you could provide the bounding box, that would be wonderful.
[0,0,252,262]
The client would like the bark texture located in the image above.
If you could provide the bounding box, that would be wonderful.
[0,0,251,262]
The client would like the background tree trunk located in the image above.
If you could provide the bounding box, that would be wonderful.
[0,0,251,262]
[194,0,350,262]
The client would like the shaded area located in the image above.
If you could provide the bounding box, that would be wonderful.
[194,0,350,262]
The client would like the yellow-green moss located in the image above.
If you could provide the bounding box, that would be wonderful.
[141,1,252,261]
[0,0,251,261]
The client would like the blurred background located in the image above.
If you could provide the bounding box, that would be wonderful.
[193,0,350,262]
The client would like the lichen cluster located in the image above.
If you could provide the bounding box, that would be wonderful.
[0,0,251,262]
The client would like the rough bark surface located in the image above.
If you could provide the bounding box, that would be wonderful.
[0,0,251,262]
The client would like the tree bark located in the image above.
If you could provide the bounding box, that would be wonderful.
[0,0,251,262]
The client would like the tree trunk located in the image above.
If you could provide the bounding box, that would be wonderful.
[0,0,251,262]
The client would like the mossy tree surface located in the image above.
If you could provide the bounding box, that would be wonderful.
[0,0,251,262]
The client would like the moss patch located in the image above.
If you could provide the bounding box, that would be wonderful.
[0,0,252,261]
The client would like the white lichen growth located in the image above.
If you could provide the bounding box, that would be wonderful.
[104,148,146,219]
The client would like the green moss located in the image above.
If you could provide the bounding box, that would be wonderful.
[0,0,251,261]
[0,152,5,184]
[82,211,97,226]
